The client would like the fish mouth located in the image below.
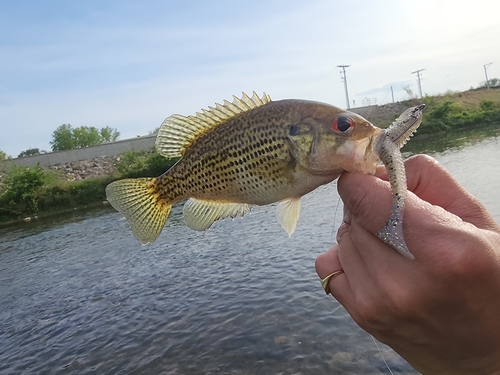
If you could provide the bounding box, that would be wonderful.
[351,127,386,175]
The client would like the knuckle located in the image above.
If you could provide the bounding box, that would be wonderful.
[437,228,495,282]
[353,284,417,334]
[354,294,387,331]
[406,153,439,172]
[382,289,416,320]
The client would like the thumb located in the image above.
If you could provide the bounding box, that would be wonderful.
[376,154,498,231]
[337,159,466,261]
[336,154,473,240]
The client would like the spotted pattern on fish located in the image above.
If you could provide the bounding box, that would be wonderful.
[155,103,302,206]
[106,92,424,258]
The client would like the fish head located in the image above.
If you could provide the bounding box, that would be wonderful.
[287,102,385,176]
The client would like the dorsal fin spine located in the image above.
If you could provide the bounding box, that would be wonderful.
[155,92,272,159]
[215,102,235,116]
[222,100,240,114]
[209,105,232,120]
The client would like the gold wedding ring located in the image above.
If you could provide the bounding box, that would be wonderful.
[321,270,344,295]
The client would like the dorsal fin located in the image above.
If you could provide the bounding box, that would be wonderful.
[155,92,272,158]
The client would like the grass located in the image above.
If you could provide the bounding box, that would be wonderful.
[428,88,500,109]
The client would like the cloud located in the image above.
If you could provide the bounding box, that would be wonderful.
[1,0,500,156]
[356,81,413,97]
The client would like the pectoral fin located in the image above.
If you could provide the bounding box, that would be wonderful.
[276,197,301,236]
[183,199,252,231]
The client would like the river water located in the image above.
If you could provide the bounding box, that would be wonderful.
[1,127,499,375]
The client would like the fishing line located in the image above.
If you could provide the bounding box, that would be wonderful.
[333,171,394,375]
[371,335,394,375]
[331,186,342,245]
[330,169,356,244]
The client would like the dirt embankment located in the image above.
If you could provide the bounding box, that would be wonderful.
[350,101,418,127]
[352,87,500,126]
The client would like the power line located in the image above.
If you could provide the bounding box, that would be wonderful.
[337,65,350,109]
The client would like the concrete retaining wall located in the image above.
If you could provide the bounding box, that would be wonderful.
[4,135,156,168]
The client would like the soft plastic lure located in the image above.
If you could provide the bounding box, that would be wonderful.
[376,104,426,260]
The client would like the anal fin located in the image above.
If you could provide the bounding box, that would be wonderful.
[276,197,301,236]
[183,199,252,231]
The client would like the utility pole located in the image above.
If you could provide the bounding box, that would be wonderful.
[337,65,350,109]
[411,69,425,98]
[484,62,493,88]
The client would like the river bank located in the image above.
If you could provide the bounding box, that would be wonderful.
[1,88,499,224]
[353,87,500,128]
[0,150,176,224]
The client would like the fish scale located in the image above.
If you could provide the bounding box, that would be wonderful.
[165,106,295,204]
[106,92,424,259]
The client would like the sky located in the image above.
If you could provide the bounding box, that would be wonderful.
[1,0,500,157]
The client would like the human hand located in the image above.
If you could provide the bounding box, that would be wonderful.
[315,154,500,375]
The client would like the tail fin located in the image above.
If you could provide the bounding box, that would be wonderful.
[105,178,171,245]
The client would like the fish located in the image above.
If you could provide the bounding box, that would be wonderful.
[106,92,424,259]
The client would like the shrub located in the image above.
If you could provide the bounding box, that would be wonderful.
[115,149,177,178]
[480,100,496,111]
[115,150,148,177]
[0,164,60,218]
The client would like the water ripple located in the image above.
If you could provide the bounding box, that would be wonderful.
[5,135,499,374]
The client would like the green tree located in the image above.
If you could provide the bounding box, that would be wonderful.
[50,124,120,151]
[73,126,102,148]
[479,78,500,88]
[50,124,75,151]
[18,148,45,158]
[148,126,160,135]
[487,78,500,87]
[0,150,7,161]
[100,126,120,143]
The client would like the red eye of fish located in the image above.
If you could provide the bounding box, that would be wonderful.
[331,116,355,134]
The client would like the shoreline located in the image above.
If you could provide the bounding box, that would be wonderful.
[1,123,499,227]
[1,88,500,226]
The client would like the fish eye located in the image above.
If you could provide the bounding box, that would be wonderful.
[332,116,355,134]
[289,125,300,136]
